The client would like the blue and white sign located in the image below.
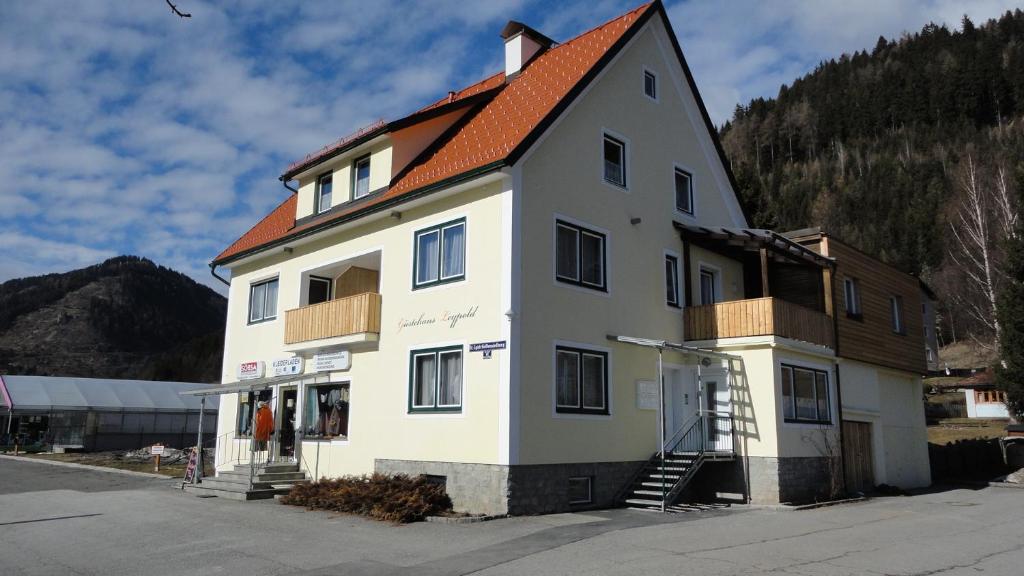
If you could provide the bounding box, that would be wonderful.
[271,357,304,377]
[470,340,507,353]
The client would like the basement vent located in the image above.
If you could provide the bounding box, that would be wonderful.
[568,476,592,505]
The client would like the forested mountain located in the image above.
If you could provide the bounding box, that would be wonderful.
[0,256,226,382]
[719,9,1024,344]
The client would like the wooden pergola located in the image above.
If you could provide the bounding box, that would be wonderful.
[673,222,836,308]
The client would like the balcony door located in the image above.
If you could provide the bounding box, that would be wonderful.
[308,276,332,305]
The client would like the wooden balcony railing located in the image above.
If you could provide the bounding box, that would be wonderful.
[683,297,834,348]
[284,292,382,345]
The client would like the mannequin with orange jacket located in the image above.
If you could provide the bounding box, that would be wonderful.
[254,401,274,451]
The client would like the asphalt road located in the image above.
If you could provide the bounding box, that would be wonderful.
[1,456,1022,576]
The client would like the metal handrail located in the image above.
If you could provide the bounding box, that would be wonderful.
[663,412,703,454]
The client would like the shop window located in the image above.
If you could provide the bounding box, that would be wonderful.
[304,383,350,440]
[236,390,271,437]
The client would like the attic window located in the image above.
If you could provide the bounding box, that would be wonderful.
[353,155,371,199]
[316,173,333,214]
[643,70,657,100]
[603,134,626,188]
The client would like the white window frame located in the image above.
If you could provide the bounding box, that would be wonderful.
[248,277,279,324]
[698,263,721,306]
[673,165,695,217]
[642,67,658,102]
[352,154,371,200]
[664,251,681,308]
[315,172,333,214]
[601,130,629,190]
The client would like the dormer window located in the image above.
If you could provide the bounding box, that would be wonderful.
[316,173,333,214]
[353,155,371,199]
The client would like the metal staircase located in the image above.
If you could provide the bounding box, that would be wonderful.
[620,410,734,512]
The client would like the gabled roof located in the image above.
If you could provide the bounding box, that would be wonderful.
[215,1,741,266]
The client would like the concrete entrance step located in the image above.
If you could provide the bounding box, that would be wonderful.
[183,483,291,501]
[217,470,307,483]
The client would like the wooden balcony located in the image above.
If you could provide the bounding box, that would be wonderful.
[284,292,382,345]
[683,297,834,348]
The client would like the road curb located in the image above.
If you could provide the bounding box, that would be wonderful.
[0,454,175,479]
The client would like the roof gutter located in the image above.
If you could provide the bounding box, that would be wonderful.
[209,262,230,287]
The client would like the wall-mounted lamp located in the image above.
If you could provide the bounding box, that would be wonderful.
[504,309,517,320]
[630,217,642,226]
[701,356,712,367]
[282,246,294,254]
[390,211,402,220]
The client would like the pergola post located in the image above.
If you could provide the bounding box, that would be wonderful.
[760,247,770,298]
[195,397,205,482]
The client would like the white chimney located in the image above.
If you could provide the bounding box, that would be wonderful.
[501,21,553,78]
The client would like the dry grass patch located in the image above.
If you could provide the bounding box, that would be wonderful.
[280,473,453,523]
[928,418,1010,444]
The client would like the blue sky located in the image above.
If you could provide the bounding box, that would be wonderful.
[0,0,1018,293]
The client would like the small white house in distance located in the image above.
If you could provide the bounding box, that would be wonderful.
[202,0,932,514]
[958,370,1011,419]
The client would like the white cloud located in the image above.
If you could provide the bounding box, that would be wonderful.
[2,0,1018,294]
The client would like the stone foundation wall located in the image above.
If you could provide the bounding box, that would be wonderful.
[687,456,834,505]
[376,456,834,514]
[506,461,645,515]
[374,459,645,515]
[374,459,510,516]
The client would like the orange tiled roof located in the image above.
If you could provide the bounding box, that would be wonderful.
[215,2,656,264]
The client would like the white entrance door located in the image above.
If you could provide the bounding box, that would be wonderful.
[701,369,732,452]
[663,367,698,450]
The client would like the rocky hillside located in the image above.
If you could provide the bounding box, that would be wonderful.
[0,256,226,382]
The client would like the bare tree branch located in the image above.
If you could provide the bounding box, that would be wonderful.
[165,0,191,18]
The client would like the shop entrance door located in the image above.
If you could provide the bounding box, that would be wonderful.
[277,388,298,461]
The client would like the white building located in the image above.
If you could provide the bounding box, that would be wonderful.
[199,1,932,513]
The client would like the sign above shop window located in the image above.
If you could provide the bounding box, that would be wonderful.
[313,350,350,372]
[271,357,304,377]
[237,361,265,381]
